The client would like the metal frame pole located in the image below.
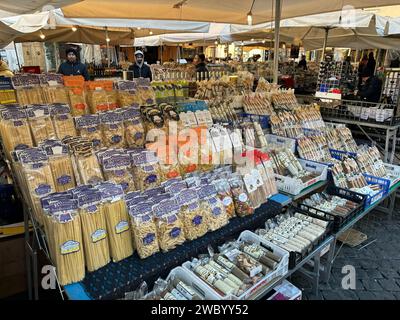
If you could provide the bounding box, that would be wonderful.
[13,42,21,71]
[321,27,330,62]
[273,0,281,84]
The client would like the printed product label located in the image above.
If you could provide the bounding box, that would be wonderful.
[143,233,155,245]
[111,135,122,144]
[134,132,143,140]
[35,184,51,196]
[86,205,98,213]
[110,124,118,130]
[145,174,157,184]
[188,202,199,211]
[57,175,72,186]
[13,120,23,127]
[212,207,222,216]
[170,227,181,238]
[115,220,129,234]
[120,182,129,191]
[238,193,248,202]
[87,127,97,133]
[91,229,107,243]
[60,240,80,255]
[222,196,233,206]
[192,215,203,226]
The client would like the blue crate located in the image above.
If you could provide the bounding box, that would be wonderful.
[242,113,270,129]
[329,148,357,160]
[358,174,390,208]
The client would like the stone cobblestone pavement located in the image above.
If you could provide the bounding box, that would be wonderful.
[290,205,400,300]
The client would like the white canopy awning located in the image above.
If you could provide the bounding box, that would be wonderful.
[61,0,400,25]
[0,0,79,15]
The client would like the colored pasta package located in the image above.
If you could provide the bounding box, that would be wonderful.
[49,104,77,140]
[26,105,56,145]
[100,110,126,148]
[75,114,103,150]
[229,174,254,217]
[123,107,146,148]
[67,87,88,116]
[212,178,236,219]
[131,151,163,191]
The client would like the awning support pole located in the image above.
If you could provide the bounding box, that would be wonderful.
[273,0,281,84]
[14,42,21,71]
[321,27,330,62]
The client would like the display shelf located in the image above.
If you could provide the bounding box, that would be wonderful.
[280,180,327,201]
[62,200,282,300]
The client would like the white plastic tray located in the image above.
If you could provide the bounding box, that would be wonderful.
[265,134,297,154]
[166,267,222,300]
[274,158,328,195]
[182,230,289,300]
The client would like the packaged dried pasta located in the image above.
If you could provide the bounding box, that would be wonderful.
[44,199,85,286]
[175,188,207,241]
[212,179,236,219]
[100,152,135,193]
[129,203,160,259]
[0,108,33,159]
[96,182,133,262]
[50,104,77,140]
[26,105,56,145]
[198,185,228,232]
[229,174,254,217]
[75,114,103,150]
[42,86,69,104]
[16,148,56,225]
[87,89,110,113]
[100,111,126,148]
[116,80,138,107]
[131,151,163,191]
[41,140,76,192]
[68,87,88,116]
[76,189,110,272]
[143,107,165,135]
[153,199,185,252]
[123,107,146,148]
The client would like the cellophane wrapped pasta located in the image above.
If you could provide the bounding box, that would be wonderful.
[153,199,186,252]
[98,150,135,193]
[100,110,126,148]
[26,105,56,145]
[131,151,164,191]
[129,203,160,259]
[87,89,110,113]
[76,189,110,272]
[41,140,77,192]
[68,87,88,116]
[142,106,166,140]
[16,148,56,226]
[123,107,146,148]
[198,184,228,232]
[229,174,254,217]
[44,198,85,286]
[96,182,133,262]
[0,108,34,159]
[135,79,156,106]
[39,74,69,104]
[63,137,104,185]
[50,104,77,140]
[212,178,236,219]
[175,188,208,241]
[75,114,104,150]
[116,80,138,108]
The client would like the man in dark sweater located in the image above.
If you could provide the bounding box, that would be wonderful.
[57,47,89,80]
[128,50,152,81]
[358,73,383,103]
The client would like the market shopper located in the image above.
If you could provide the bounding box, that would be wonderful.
[366,52,376,76]
[129,50,152,81]
[58,47,90,81]
[0,59,14,77]
[357,73,383,103]
[298,55,307,70]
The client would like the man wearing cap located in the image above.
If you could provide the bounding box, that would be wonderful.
[129,50,152,81]
[58,47,90,80]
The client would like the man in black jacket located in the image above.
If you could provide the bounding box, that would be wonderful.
[129,50,152,81]
[57,47,89,80]
[358,73,383,103]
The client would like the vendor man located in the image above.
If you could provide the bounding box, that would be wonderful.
[357,71,382,103]
[58,47,89,80]
[129,50,152,81]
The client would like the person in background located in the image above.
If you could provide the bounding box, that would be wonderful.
[225,53,233,61]
[193,54,208,73]
[366,52,376,75]
[0,59,14,77]
[357,55,369,90]
[298,55,307,70]
[252,54,261,62]
[357,71,383,103]
[129,50,152,81]
[58,47,89,80]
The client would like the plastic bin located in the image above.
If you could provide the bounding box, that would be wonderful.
[274,159,328,196]
[166,267,221,300]
[267,280,302,300]
[182,230,289,300]
[265,134,296,153]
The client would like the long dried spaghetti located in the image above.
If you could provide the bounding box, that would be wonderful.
[27,105,56,145]
[50,104,77,140]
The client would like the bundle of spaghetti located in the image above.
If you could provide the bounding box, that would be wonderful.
[0,108,33,159]
[16,148,56,226]
[26,105,56,145]
[42,86,69,104]
[76,190,110,272]
[50,104,77,139]
[99,110,126,148]
[0,89,17,104]
[123,107,146,148]
[41,140,77,192]
[45,199,85,285]
[75,114,104,150]
[16,87,45,105]
[96,183,133,262]
[87,89,110,113]
[67,88,88,116]
[63,136,104,185]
